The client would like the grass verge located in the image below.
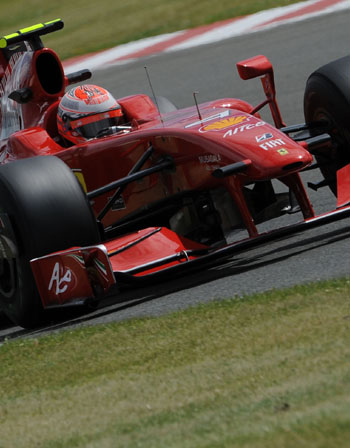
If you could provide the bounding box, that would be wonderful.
[0,0,305,60]
[0,277,349,447]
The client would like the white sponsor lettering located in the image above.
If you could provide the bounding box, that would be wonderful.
[259,138,286,150]
[48,262,72,295]
[223,121,265,138]
[198,154,222,164]
[185,110,231,128]
[0,52,23,96]
[205,164,221,172]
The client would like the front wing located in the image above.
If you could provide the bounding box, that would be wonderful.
[31,197,350,309]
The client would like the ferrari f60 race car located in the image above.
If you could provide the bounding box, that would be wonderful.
[0,19,350,328]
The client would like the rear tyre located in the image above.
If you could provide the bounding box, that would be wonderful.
[0,156,100,327]
[304,55,350,195]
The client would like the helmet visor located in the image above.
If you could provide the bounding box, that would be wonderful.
[70,108,123,139]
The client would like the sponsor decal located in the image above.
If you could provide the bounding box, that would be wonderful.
[259,138,286,151]
[200,115,247,132]
[185,110,231,129]
[0,52,23,96]
[223,121,265,138]
[48,262,72,295]
[205,164,221,172]
[94,258,108,276]
[68,254,85,265]
[72,169,87,192]
[110,195,126,211]
[198,154,222,164]
[277,148,289,155]
[255,132,273,143]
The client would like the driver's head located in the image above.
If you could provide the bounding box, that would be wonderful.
[57,84,124,144]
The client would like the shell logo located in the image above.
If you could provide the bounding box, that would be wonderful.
[201,115,247,132]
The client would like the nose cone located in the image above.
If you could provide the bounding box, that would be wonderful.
[217,119,313,179]
[279,149,313,173]
[250,136,313,178]
[182,107,313,180]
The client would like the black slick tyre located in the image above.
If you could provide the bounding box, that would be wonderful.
[0,156,100,327]
[304,55,350,195]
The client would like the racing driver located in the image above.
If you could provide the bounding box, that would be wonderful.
[57,84,130,145]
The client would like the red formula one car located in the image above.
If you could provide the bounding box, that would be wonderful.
[0,19,349,327]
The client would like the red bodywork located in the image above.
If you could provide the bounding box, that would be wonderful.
[1,21,349,309]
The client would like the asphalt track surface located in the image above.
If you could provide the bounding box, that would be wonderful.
[1,8,350,340]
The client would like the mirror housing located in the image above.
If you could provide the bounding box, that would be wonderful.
[236,55,273,80]
[236,54,285,128]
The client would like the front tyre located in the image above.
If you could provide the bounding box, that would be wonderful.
[0,156,100,327]
[304,55,350,195]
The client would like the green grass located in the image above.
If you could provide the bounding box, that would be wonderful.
[0,0,306,60]
[1,278,350,447]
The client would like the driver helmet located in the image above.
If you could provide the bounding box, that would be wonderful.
[57,84,124,144]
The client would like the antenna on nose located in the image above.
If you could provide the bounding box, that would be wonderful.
[193,91,202,120]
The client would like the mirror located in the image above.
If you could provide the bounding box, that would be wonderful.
[236,55,273,80]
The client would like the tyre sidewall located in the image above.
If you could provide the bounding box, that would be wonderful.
[304,57,350,194]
